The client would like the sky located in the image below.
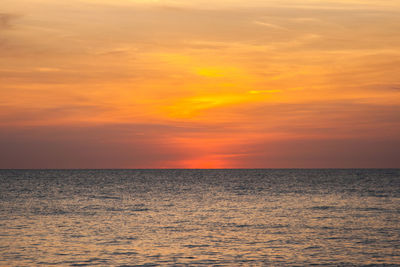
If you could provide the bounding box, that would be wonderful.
[1,0,399,168]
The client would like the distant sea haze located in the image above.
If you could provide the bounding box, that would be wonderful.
[1,169,399,266]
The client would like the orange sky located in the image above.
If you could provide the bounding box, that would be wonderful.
[1,0,399,168]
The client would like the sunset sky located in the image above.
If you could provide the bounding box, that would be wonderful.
[1,0,399,168]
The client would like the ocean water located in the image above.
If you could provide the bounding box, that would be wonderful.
[0,169,399,266]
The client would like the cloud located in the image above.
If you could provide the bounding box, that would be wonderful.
[1,0,399,168]
[248,90,281,94]
[204,99,400,138]
[290,17,321,23]
[0,123,181,168]
[228,137,400,168]
[34,67,61,72]
[0,12,26,56]
[0,121,240,168]
[352,83,400,92]
[253,21,288,30]
[0,104,113,125]
[0,13,18,30]
[0,68,135,84]
[1,100,399,168]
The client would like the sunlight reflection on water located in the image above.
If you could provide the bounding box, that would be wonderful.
[0,169,399,266]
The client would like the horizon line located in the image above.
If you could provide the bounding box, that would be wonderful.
[1,168,399,170]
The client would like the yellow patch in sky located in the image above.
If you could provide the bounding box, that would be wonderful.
[249,90,281,94]
[166,94,247,119]
[195,66,241,78]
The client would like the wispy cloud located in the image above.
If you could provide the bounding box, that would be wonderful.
[253,21,288,30]
[248,90,281,94]
[0,12,18,30]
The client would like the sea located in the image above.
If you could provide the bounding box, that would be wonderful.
[0,169,399,266]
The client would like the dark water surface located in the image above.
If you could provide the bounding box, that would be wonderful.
[0,169,399,266]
